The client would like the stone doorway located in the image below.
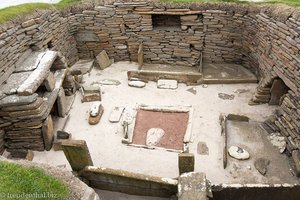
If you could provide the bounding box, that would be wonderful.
[269,78,289,105]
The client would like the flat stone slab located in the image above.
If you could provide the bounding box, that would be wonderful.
[0,72,31,95]
[96,50,113,70]
[228,146,250,160]
[146,128,165,146]
[128,80,146,88]
[96,79,121,86]
[109,106,125,123]
[71,59,94,75]
[255,158,270,175]
[203,63,258,84]
[17,50,58,95]
[157,79,178,89]
[0,93,38,108]
[15,51,46,72]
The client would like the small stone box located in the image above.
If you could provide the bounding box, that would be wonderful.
[178,153,195,175]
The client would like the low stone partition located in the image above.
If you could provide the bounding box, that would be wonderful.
[212,183,300,200]
[79,166,178,198]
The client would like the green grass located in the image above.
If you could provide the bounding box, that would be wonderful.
[0,0,81,24]
[0,161,69,199]
[161,0,300,6]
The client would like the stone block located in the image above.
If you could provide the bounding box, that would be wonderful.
[96,50,113,70]
[178,172,208,200]
[178,153,195,175]
[0,93,38,108]
[44,72,55,92]
[62,140,93,171]
[81,85,101,102]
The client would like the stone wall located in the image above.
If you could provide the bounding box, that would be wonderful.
[0,9,78,86]
[244,8,300,164]
[72,2,245,66]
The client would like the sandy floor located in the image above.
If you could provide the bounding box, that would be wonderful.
[32,61,299,186]
[0,0,60,9]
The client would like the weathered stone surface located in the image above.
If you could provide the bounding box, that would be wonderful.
[187,87,197,95]
[96,50,113,70]
[157,79,178,89]
[178,153,195,175]
[109,106,125,123]
[57,87,66,117]
[15,51,46,72]
[42,115,54,151]
[138,43,143,68]
[89,102,101,117]
[62,140,93,171]
[0,93,38,108]
[218,93,235,100]
[0,72,31,95]
[268,133,286,153]
[197,141,209,155]
[228,146,250,160]
[57,130,71,140]
[89,104,104,125]
[128,80,146,88]
[178,172,208,200]
[96,79,121,86]
[71,59,94,75]
[76,31,100,42]
[146,128,165,146]
[81,85,101,102]
[17,51,57,95]
[44,72,55,92]
[292,150,300,177]
[254,158,270,175]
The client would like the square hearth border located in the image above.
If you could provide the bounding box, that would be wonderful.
[122,105,194,153]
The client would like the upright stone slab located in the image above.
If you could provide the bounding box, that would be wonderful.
[178,153,195,175]
[62,140,93,171]
[178,172,208,200]
[57,87,66,117]
[138,43,143,69]
[44,72,55,92]
[42,115,54,151]
[96,50,112,70]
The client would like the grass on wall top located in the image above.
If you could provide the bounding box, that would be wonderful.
[0,0,81,24]
[0,161,69,200]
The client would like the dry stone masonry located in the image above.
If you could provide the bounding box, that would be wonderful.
[0,0,300,173]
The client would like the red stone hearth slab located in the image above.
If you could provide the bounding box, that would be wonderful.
[132,109,189,150]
